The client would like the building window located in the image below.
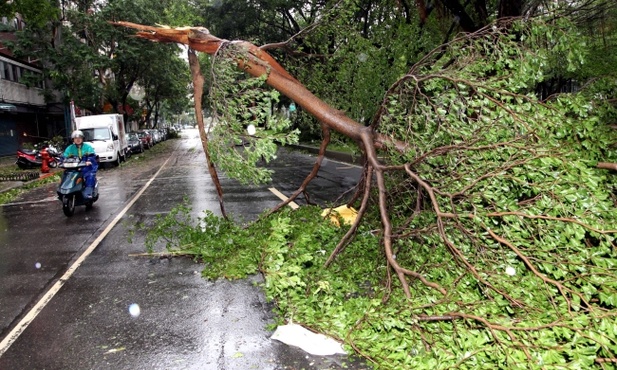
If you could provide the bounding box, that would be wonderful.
[4,62,13,81]
[12,65,20,82]
[0,60,43,86]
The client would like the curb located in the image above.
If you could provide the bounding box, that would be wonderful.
[0,171,40,182]
[0,171,59,194]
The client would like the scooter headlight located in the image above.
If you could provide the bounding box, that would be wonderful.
[62,162,80,168]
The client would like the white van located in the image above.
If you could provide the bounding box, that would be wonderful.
[75,114,128,166]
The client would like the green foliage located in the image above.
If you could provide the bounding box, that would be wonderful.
[194,0,447,142]
[0,0,59,28]
[280,0,444,142]
[205,45,299,184]
[141,202,261,279]
[159,0,204,27]
[0,1,14,17]
[575,1,617,80]
[193,0,307,43]
[144,196,617,369]
[365,16,617,369]
[143,12,617,369]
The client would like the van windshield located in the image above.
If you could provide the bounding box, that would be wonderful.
[82,128,110,141]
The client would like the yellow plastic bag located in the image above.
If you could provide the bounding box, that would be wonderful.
[321,205,358,227]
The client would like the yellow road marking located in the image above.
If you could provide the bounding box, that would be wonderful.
[268,187,299,209]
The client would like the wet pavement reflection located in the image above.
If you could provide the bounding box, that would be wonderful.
[0,129,368,369]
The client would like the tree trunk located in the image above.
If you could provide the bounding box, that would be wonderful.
[110,22,407,154]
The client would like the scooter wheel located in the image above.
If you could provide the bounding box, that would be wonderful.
[63,195,76,217]
[85,201,93,211]
[49,160,59,168]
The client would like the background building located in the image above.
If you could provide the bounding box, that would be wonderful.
[0,15,67,157]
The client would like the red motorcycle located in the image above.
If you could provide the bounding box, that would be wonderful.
[16,143,61,170]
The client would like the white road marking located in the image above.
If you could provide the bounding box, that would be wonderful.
[0,155,173,357]
[268,187,299,209]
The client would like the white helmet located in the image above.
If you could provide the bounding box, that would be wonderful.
[71,130,84,139]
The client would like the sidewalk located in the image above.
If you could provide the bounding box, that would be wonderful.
[0,156,21,193]
[0,156,58,194]
[0,180,24,194]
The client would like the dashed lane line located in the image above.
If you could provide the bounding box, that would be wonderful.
[268,187,299,209]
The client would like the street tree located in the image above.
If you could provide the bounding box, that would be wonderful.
[138,53,190,128]
[5,0,191,125]
[119,1,617,367]
[189,0,313,42]
[0,0,58,28]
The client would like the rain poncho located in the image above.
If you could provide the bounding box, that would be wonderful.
[63,143,98,189]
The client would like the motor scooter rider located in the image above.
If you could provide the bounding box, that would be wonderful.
[63,130,98,198]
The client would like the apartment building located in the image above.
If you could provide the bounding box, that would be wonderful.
[0,15,67,157]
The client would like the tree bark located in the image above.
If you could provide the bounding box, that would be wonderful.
[187,48,227,218]
[597,162,617,171]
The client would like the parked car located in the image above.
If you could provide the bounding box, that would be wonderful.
[136,130,153,149]
[148,129,161,144]
[126,132,144,154]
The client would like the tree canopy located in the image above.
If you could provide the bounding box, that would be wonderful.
[1,0,193,126]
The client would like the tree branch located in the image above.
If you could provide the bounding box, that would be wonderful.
[188,48,227,218]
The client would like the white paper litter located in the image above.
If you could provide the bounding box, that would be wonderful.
[271,323,347,356]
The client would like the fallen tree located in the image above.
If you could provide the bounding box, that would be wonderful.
[117,15,617,369]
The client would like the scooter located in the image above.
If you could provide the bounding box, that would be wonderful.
[57,156,99,217]
[16,144,61,169]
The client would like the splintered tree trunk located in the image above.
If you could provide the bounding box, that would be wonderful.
[111,23,406,154]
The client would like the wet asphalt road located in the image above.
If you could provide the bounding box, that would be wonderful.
[0,129,367,369]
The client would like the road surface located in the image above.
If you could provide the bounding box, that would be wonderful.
[0,129,367,369]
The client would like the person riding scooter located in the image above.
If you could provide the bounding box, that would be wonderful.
[63,130,98,198]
